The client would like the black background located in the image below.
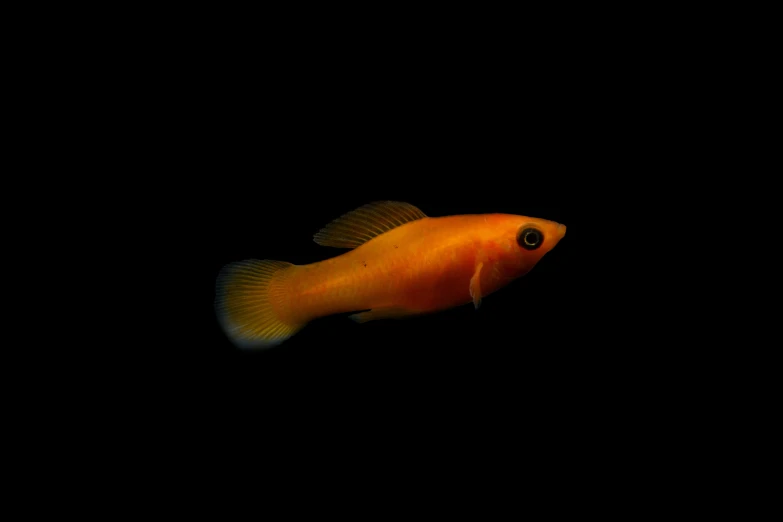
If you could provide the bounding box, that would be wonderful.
[168,21,648,430]
[194,141,602,416]
[39,7,718,500]
[85,13,733,503]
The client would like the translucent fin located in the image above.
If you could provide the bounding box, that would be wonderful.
[349,307,420,323]
[470,261,483,310]
[215,259,303,349]
[313,201,427,249]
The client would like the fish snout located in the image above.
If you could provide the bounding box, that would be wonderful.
[556,223,566,240]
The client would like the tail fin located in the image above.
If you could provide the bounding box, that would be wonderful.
[215,259,303,349]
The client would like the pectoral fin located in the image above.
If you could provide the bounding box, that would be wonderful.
[469,261,483,310]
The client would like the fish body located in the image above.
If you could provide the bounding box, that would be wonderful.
[216,202,565,348]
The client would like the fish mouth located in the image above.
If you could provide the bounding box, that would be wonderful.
[556,223,566,239]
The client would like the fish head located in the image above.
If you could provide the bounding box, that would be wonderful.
[488,214,566,279]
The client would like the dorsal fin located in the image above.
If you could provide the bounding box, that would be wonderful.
[313,201,427,248]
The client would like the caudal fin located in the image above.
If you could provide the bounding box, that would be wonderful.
[215,259,303,349]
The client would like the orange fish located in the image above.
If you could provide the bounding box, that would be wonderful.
[216,201,566,348]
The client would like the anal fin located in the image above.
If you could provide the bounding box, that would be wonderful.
[470,261,483,310]
[349,307,419,324]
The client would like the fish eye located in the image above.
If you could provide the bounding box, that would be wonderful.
[517,227,543,250]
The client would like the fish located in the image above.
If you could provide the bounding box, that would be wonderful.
[215,201,566,349]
